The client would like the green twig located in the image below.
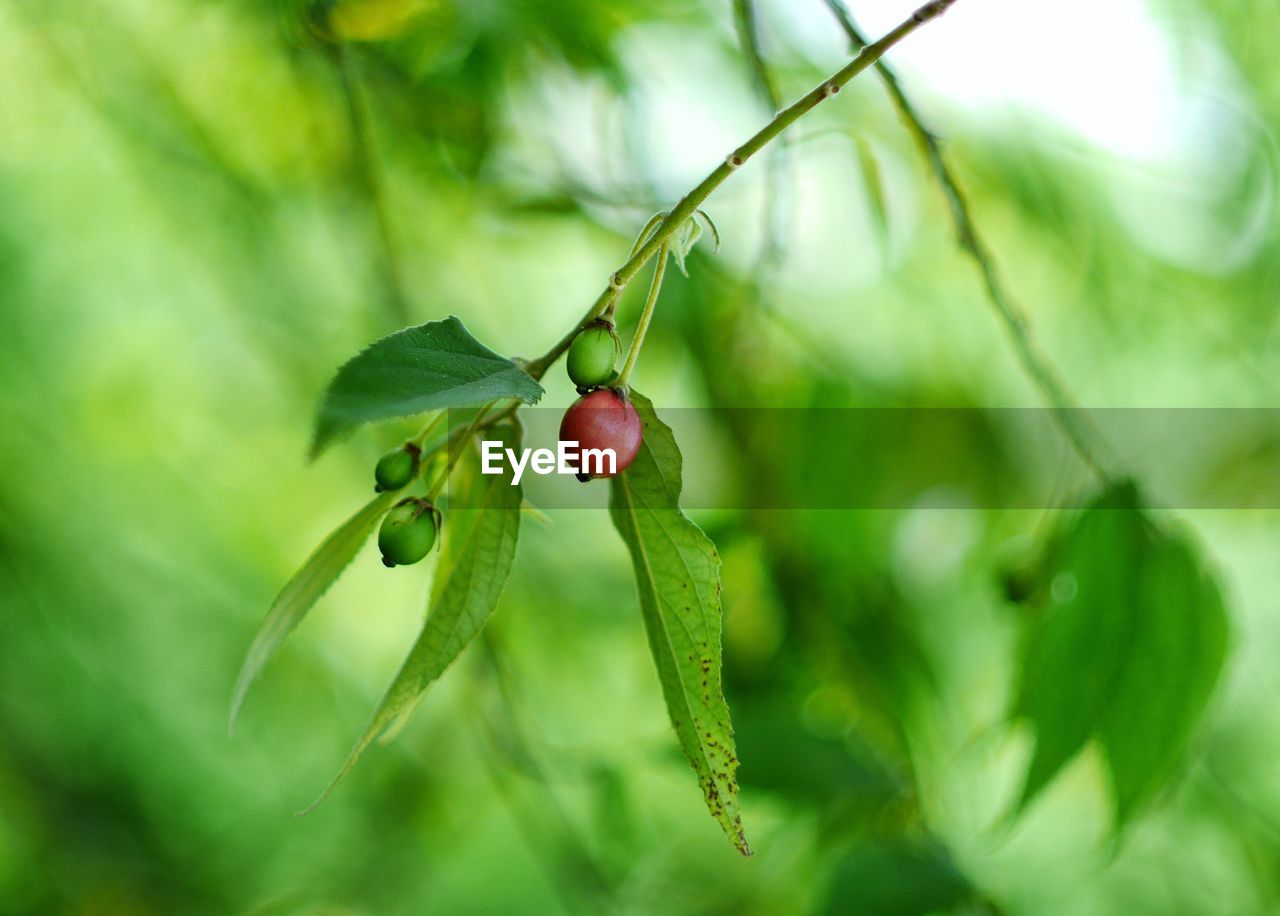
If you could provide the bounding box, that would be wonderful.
[822,0,1111,481]
[524,0,960,381]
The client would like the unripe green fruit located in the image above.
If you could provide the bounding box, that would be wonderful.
[374,444,420,492]
[378,499,438,567]
[566,321,619,389]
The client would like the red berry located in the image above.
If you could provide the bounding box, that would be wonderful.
[558,388,643,479]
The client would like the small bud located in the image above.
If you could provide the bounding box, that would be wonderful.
[374,444,420,492]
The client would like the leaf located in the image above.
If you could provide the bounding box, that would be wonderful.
[693,208,720,252]
[310,316,543,458]
[671,217,702,278]
[609,391,750,856]
[304,424,523,809]
[669,211,720,278]
[629,210,668,259]
[1099,531,1229,822]
[1013,480,1229,827]
[229,490,398,734]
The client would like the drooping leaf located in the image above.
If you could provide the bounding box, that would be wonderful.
[693,208,720,252]
[671,217,702,277]
[311,316,543,457]
[1099,531,1229,822]
[1013,480,1229,826]
[629,210,668,259]
[305,425,523,808]
[229,490,398,733]
[1014,490,1134,807]
[669,211,720,278]
[609,391,750,856]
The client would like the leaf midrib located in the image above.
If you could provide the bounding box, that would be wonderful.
[425,481,517,678]
[618,474,721,795]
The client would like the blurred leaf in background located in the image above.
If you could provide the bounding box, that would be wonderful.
[1013,480,1230,828]
[2,0,1279,912]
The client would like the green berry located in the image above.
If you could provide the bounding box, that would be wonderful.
[566,321,619,389]
[378,498,438,567]
[374,444,419,492]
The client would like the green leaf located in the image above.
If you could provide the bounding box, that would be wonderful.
[671,217,702,278]
[311,316,543,457]
[693,208,720,252]
[609,391,750,856]
[305,424,523,809]
[229,490,398,734]
[1099,531,1229,822]
[1013,480,1229,827]
[628,210,668,259]
[669,211,719,278]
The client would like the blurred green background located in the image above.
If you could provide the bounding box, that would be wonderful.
[3,0,1279,912]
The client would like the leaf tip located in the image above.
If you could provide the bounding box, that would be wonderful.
[308,418,337,461]
[227,660,259,738]
[298,755,366,817]
[294,796,326,818]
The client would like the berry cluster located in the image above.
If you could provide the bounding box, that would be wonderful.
[369,443,440,568]
[559,319,642,479]
[370,318,646,572]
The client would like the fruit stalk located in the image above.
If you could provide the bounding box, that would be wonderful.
[616,240,671,389]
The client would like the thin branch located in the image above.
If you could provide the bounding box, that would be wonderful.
[822,0,1112,481]
[337,45,411,328]
[524,0,960,381]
